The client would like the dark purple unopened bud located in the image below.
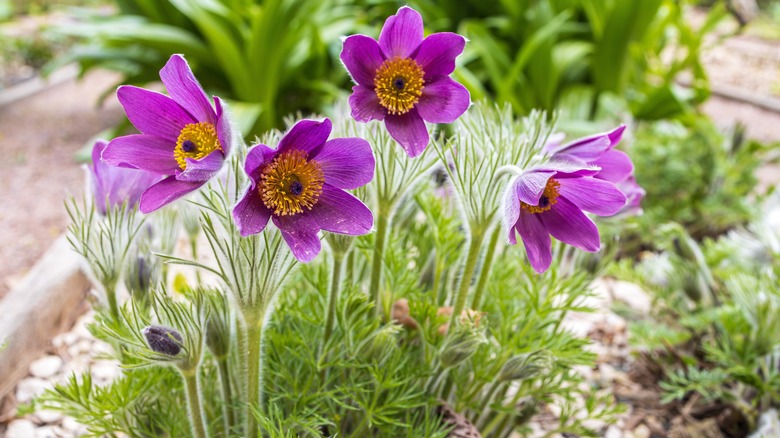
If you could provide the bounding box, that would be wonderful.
[142,325,183,356]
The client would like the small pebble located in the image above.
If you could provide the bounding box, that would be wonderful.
[61,416,85,433]
[605,425,623,438]
[16,378,50,404]
[29,355,63,379]
[34,425,61,438]
[91,360,119,382]
[34,409,63,424]
[5,419,36,438]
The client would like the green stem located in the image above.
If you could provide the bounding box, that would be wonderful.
[190,235,202,285]
[470,226,501,310]
[217,357,235,435]
[475,380,501,430]
[369,204,390,317]
[182,370,208,438]
[105,282,120,322]
[323,253,344,346]
[244,311,265,438]
[449,226,486,327]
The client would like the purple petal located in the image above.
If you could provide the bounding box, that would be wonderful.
[551,125,626,160]
[308,184,373,235]
[273,214,321,263]
[543,157,600,178]
[379,6,424,59]
[557,177,626,217]
[415,32,466,78]
[244,144,277,186]
[102,135,179,174]
[278,118,332,156]
[159,54,216,124]
[384,109,429,157]
[416,76,470,124]
[516,211,553,274]
[349,85,386,123]
[503,178,522,245]
[117,86,195,142]
[232,188,272,236]
[540,197,600,252]
[139,176,205,213]
[340,35,385,87]
[215,96,232,157]
[593,149,633,184]
[177,151,224,182]
[617,176,645,213]
[311,138,375,189]
[516,170,555,205]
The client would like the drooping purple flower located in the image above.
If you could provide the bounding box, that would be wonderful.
[340,6,470,157]
[232,118,374,262]
[102,54,232,213]
[544,125,633,184]
[504,162,627,273]
[616,175,645,215]
[88,140,161,215]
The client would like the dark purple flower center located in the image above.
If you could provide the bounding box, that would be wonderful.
[289,180,304,196]
[539,196,550,208]
[393,77,405,91]
[182,139,197,153]
[259,149,325,216]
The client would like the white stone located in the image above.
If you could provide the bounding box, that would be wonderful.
[560,317,594,338]
[610,280,652,314]
[5,419,37,438]
[61,416,85,433]
[605,425,623,438]
[68,340,93,357]
[91,360,119,382]
[34,409,64,424]
[16,377,50,403]
[29,355,64,378]
[631,424,651,438]
[34,425,61,438]
[749,409,780,437]
[53,332,78,348]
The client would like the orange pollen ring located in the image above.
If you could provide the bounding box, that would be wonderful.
[373,56,425,115]
[521,178,561,214]
[259,149,325,216]
[174,122,222,170]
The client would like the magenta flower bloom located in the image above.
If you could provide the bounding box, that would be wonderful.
[504,162,627,273]
[340,6,470,157]
[616,176,646,215]
[544,125,633,184]
[102,54,232,213]
[89,140,161,215]
[232,118,374,262]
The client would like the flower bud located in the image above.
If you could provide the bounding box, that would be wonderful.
[205,316,230,359]
[125,255,155,305]
[439,326,486,368]
[391,299,418,330]
[498,351,552,382]
[357,325,400,364]
[142,325,183,356]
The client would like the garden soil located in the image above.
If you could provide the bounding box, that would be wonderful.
[0,70,123,299]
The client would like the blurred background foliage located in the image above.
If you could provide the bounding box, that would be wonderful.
[8,0,738,134]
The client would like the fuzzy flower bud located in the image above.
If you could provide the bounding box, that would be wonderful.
[498,351,552,382]
[142,325,184,356]
[357,325,400,363]
[439,326,487,368]
[205,316,230,359]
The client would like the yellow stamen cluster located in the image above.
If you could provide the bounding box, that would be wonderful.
[259,149,325,216]
[521,178,561,214]
[374,57,425,115]
[174,122,222,170]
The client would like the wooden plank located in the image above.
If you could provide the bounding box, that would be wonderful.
[0,235,90,400]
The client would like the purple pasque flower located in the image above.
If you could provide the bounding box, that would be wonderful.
[232,118,374,263]
[504,161,627,273]
[616,175,645,215]
[340,6,470,157]
[544,125,633,184]
[89,140,161,215]
[102,54,232,213]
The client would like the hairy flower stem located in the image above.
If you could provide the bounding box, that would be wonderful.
[449,226,486,327]
[369,203,390,317]
[105,283,120,322]
[182,370,208,438]
[475,380,502,429]
[190,236,202,285]
[470,226,501,310]
[217,357,235,434]
[243,311,265,438]
[323,253,344,347]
